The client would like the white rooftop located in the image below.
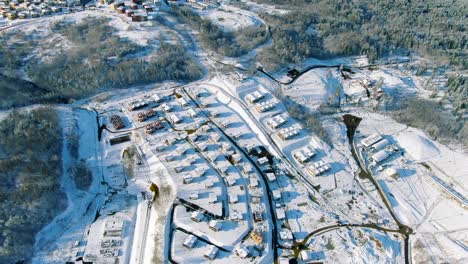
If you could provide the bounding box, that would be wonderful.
[183,234,197,249]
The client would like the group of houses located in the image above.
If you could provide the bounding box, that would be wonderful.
[1,0,67,20]
[102,0,158,22]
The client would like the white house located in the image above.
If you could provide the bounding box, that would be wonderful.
[361,133,383,148]
[234,244,250,258]
[183,235,197,249]
[204,245,219,260]
[191,211,204,222]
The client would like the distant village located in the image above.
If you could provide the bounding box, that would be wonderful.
[0,0,219,23]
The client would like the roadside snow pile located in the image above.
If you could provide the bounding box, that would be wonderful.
[395,130,440,161]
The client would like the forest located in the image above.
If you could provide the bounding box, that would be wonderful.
[170,6,268,57]
[251,0,466,69]
[0,17,203,109]
[0,107,66,263]
[0,74,67,109]
[256,11,327,69]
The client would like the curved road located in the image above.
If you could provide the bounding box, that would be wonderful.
[258,60,410,86]
[182,86,280,263]
[343,114,413,264]
[198,69,413,262]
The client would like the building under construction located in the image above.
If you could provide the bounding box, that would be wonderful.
[145,121,164,134]
[110,115,125,130]
[137,109,156,122]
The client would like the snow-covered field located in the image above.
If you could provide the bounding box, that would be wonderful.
[352,111,468,263]
[33,107,107,263]
[307,227,404,263]
[198,5,263,31]
[274,57,468,263]
[2,2,465,263]
[239,0,290,15]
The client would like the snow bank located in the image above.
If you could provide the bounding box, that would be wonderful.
[200,8,260,31]
[395,131,440,161]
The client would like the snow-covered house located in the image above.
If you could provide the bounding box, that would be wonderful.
[229,194,238,204]
[191,211,204,222]
[293,146,316,164]
[278,126,301,140]
[279,228,293,241]
[257,157,269,166]
[306,161,331,177]
[205,180,214,189]
[161,103,172,112]
[234,244,251,258]
[370,138,390,151]
[204,245,219,259]
[272,190,282,200]
[183,175,193,184]
[385,167,399,178]
[152,93,163,103]
[255,99,277,113]
[189,191,199,200]
[103,218,124,237]
[246,90,264,104]
[208,193,217,204]
[361,133,383,148]
[276,207,286,220]
[266,172,276,182]
[267,115,287,129]
[208,220,222,232]
[187,108,198,118]
[369,146,398,165]
[169,113,182,124]
[300,250,326,262]
[178,97,189,107]
[183,235,197,249]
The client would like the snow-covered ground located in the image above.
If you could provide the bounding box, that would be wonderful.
[61,85,278,263]
[198,4,263,31]
[352,111,468,263]
[307,227,403,263]
[207,51,468,262]
[202,74,403,262]
[239,0,290,15]
[33,107,108,263]
[282,68,341,110]
[4,2,465,262]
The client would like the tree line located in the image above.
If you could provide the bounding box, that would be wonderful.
[250,0,466,69]
[393,97,467,145]
[169,6,268,57]
[0,107,66,263]
[0,17,204,109]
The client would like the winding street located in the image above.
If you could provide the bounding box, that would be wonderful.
[203,56,415,263]
[342,114,413,264]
